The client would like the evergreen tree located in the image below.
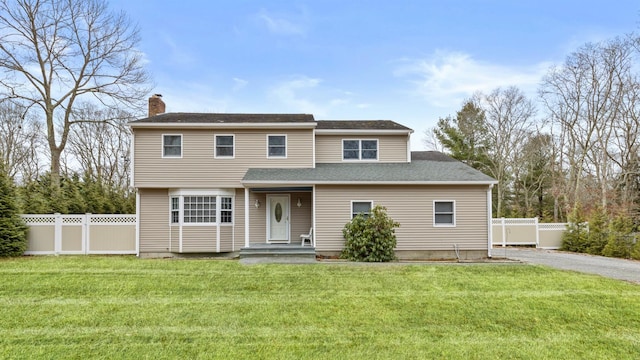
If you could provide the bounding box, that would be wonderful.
[0,163,28,257]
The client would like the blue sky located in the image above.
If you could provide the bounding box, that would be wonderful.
[111,1,639,149]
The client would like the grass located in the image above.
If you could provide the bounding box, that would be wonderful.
[0,257,639,359]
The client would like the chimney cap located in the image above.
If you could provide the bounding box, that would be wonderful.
[152,93,162,98]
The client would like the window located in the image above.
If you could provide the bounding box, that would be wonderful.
[267,135,286,158]
[220,197,233,223]
[163,135,182,157]
[169,194,234,225]
[170,197,179,223]
[352,201,372,219]
[215,135,234,158]
[184,196,216,223]
[434,201,455,226]
[342,139,378,160]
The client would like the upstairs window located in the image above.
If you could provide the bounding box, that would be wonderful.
[351,201,373,219]
[163,135,182,157]
[215,135,234,158]
[343,139,378,160]
[434,201,455,226]
[267,135,287,158]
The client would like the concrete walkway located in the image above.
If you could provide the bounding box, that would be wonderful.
[493,247,640,284]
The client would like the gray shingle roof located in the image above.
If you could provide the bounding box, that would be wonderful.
[130,113,316,124]
[316,120,412,131]
[243,157,497,185]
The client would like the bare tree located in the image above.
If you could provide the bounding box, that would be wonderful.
[0,0,151,187]
[66,104,133,189]
[481,86,537,217]
[540,37,637,213]
[0,100,44,182]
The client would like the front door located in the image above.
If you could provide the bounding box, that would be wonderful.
[267,195,290,243]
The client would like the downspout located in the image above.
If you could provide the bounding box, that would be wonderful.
[487,184,494,258]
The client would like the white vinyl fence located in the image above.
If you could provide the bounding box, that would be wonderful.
[23,214,136,255]
[492,218,568,249]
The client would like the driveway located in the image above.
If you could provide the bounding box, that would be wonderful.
[493,247,640,284]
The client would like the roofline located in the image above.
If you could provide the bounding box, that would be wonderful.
[314,129,413,135]
[241,180,498,186]
[128,122,318,129]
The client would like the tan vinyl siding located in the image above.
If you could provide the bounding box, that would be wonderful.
[134,129,314,188]
[233,189,245,251]
[315,134,409,163]
[170,226,179,252]
[220,225,233,252]
[139,188,170,253]
[314,185,489,251]
[290,192,312,245]
[181,226,216,252]
[249,192,267,245]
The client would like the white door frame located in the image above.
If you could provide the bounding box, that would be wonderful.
[266,194,290,243]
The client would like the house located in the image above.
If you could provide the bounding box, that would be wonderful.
[128,95,497,260]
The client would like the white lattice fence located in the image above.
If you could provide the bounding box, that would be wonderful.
[492,218,567,249]
[22,214,137,255]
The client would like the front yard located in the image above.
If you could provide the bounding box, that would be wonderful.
[0,256,639,359]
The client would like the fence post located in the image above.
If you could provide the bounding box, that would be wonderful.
[84,213,91,255]
[501,217,506,247]
[535,217,540,248]
[54,213,62,255]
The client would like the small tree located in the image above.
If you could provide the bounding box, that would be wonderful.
[341,205,399,262]
[0,163,28,257]
[602,213,635,258]
[560,205,588,253]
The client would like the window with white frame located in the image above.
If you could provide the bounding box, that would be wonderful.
[215,135,234,158]
[169,195,234,224]
[170,197,179,223]
[351,201,372,219]
[434,201,455,226]
[343,139,378,160]
[267,135,286,158]
[163,135,182,157]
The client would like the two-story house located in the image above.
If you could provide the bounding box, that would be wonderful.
[129,95,497,260]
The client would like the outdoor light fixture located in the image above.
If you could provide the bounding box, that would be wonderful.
[254,199,260,208]
[297,198,302,208]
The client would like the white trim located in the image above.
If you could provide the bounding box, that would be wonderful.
[312,129,316,168]
[136,191,140,257]
[342,138,379,162]
[162,134,182,158]
[312,185,316,247]
[433,200,456,227]
[487,185,493,258]
[244,188,250,248]
[214,134,235,159]
[266,194,290,243]
[216,222,221,253]
[130,122,318,129]
[406,135,411,163]
[266,134,287,159]
[168,188,235,196]
[316,129,412,135]
[130,132,135,187]
[350,200,373,219]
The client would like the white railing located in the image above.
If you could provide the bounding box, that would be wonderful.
[492,218,568,249]
[23,213,136,255]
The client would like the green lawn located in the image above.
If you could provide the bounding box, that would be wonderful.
[0,257,639,359]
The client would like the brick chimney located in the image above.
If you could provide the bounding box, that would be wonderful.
[148,94,165,117]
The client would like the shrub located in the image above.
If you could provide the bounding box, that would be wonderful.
[0,164,28,257]
[561,206,589,253]
[585,206,607,255]
[631,240,640,260]
[602,214,635,259]
[341,205,399,262]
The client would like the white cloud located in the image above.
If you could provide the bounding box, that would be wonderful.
[232,77,248,92]
[394,50,550,108]
[269,76,325,115]
[256,9,307,36]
